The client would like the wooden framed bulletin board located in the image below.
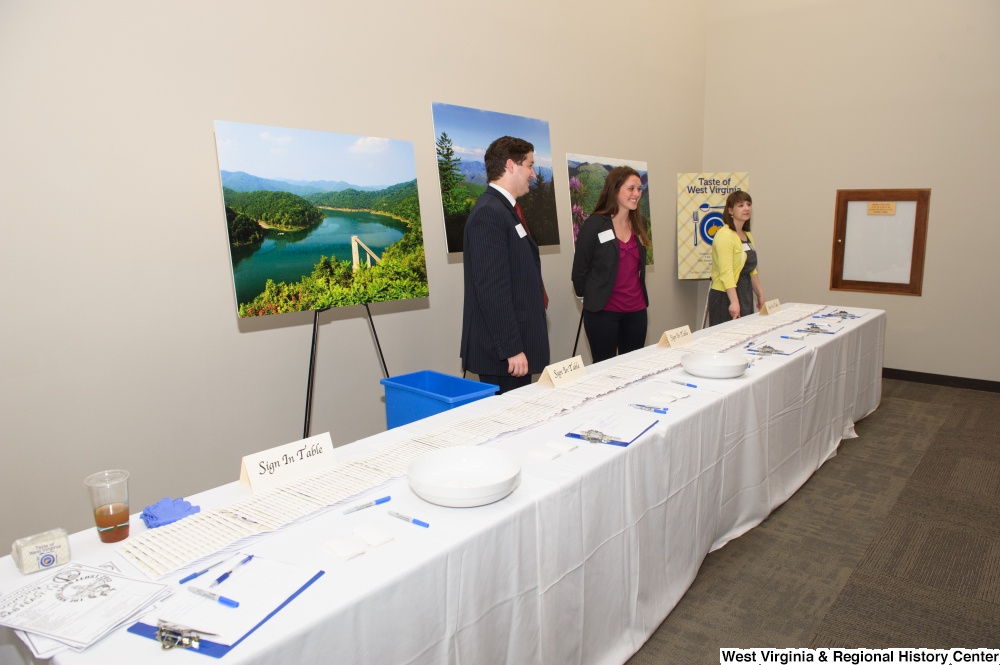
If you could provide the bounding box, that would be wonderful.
[830,189,930,296]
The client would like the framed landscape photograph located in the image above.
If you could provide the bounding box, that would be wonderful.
[214,121,428,318]
[432,103,559,253]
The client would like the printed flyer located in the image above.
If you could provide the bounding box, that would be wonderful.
[676,172,749,279]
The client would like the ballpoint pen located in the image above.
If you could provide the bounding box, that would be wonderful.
[388,510,429,528]
[630,404,668,414]
[188,586,239,608]
[209,554,254,588]
[179,558,228,585]
[670,379,698,389]
[343,496,390,515]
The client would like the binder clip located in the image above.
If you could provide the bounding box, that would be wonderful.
[579,429,613,444]
[156,621,213,651]
[752,345,780,356]
[827,309,860,319]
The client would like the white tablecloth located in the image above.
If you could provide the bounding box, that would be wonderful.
[0,306,885,665]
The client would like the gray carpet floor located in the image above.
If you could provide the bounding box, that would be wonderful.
[627,378,1000,663]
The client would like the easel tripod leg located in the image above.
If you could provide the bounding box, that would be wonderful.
[572,309,585,357]
[365,303,389,379]
[303,307,329,439]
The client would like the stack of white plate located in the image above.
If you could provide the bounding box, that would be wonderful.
[408,447,521,508]
[680,352,751,379]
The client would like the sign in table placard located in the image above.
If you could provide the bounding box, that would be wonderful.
[657,325,693,348]
[537,355,586,387]
[238,432,338,493]
[760,298,782,315]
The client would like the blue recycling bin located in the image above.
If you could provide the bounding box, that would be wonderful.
[380,370,499,429]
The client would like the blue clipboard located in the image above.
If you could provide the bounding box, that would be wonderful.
[127,570,324,658]
[566,419,658,447]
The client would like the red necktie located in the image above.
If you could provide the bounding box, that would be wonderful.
[514,202,549,310]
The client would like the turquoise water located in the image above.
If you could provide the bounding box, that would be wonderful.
[230,209,405,305]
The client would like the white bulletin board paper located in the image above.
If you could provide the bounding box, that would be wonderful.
[842,200,916,284]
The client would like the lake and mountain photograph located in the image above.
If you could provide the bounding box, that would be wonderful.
[214,121,428,318]
[566,153,654,265]
[431,103,560,253]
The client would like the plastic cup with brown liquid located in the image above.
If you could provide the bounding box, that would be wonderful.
[83,470,130,543]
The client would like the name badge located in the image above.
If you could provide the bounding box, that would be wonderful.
[742,242,751,251]
[598,229,615,243]
[515,224,527,238]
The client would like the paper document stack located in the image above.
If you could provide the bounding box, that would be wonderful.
[0,562,171,659]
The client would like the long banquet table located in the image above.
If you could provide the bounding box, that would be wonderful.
[0,305,885,665]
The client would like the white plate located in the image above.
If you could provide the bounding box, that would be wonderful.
[408,447,521,508]
[680,352,751,379]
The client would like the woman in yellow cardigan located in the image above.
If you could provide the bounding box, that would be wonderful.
[708,190,766,325]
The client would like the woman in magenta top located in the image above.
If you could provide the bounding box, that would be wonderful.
[571,166,650,364]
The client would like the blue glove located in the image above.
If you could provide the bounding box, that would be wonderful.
[140,498,200,529]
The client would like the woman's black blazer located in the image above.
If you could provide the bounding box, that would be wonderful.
[571,214,648,313]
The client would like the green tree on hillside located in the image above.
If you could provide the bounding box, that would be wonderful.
[225,205,266,246]
[306,180,421,226]
[436,132,466,216]
[223,188,323,233]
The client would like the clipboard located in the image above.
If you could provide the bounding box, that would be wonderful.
[566,413,659,448]
[795,323,844,335]
[127,570,324,658]
[746,342,806,356]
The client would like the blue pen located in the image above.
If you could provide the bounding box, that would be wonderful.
[388,510,429,528]
[209,554,254,588]
[344,496,390,514]
[670,379,698,389]
[630,404,668,414]
[188,586,239,608]
[179,558,228,585]
[781,336,804,340]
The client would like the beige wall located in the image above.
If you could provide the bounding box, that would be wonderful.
[701,0,1000,380]
[6,0,995,553]
[0,1,706,547]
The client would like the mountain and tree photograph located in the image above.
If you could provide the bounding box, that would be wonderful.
[432,102,560,253]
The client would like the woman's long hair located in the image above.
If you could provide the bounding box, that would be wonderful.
[591,166,650,247]
[722,190,753,232]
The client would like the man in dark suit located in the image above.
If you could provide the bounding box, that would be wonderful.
[460,136,549,394]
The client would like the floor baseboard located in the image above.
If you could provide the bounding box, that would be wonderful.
[882,367,1000,393]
